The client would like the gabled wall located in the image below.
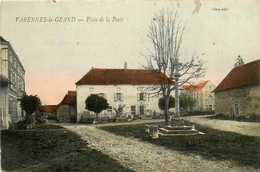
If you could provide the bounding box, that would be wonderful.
[215,85,260,116]
[76,84,175,122]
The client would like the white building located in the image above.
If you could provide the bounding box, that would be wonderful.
[183,80,216,111]
[76,65,175,121]
[0,35,25,129]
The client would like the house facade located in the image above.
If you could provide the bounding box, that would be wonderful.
[76,66,175,122]
[183,80,216,111]
[57,91,77,122]
[0,35,25,129]
[213,59,260,116]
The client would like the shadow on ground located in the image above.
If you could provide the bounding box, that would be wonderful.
[1,124,132,172]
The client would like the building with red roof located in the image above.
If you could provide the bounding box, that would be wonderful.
[57,91,77,122]
[182,80,216,111]
[76,64,175,121]
[213,59,260,116]
[38,105,58,114]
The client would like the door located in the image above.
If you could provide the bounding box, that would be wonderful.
[233,103,240,116]
[131,106,136,116]
[140,106,144,116]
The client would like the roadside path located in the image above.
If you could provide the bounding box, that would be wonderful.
[63,124,257,172]
[183,115,260,137]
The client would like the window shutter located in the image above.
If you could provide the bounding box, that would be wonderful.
[121,93,123,101]
[137,93,139,101]
[144,93,146,101]
[144,106,146,116]
[114,93,117,102]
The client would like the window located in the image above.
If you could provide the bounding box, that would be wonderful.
[98,93,105,98]
[117,93,121,101]
[107,106,112,112]
[114,93,123,101]
[140,93,144,101]
[138,93,146,101]
[208,105,212,111]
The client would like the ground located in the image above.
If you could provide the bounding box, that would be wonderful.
[183,115,260,137]
[63,123,258,172]
[62,116,260,172]
[1,116,260,171]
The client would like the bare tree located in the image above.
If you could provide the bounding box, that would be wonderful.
[143,10,205,126]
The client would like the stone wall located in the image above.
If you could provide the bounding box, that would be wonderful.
[57,105,77,122]
[215,85,260,116]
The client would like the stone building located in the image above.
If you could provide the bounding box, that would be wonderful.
[57,91,77,122]
[213,59,260,116]
[183,80,216,111]
[76,65,175,122]
[0,35,25,129]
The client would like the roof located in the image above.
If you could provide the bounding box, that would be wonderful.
[59,91,76,105]
[38,105,58,114]
[76,68,175,85]
[183,80,209,93]
[0,35,9,43]
[213,59,260,92]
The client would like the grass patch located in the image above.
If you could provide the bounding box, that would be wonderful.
[207,114,260,123]
[100,121,260,168]
[1,123,132,171]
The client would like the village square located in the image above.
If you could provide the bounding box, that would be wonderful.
[0,1,259,172]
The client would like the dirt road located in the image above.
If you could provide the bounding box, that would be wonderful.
[63,124,257,172]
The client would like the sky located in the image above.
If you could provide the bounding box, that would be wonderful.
[0,0,259,105]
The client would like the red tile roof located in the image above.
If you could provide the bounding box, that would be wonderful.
[59,91,76,105]
[38,105,57,114]
[68,91,76,95]
[76,68,175,85]
[0,35,9,43]
[213,59,260,92]
[183,80,209,93]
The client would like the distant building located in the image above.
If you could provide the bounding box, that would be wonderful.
[38,105,58,114]
[57,91,77,122]
[213,59,260,116]
[0,35,25,129]
[183,80,216,111]
[76,64,175,122]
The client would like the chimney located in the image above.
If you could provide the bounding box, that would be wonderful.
[124,61,127,70]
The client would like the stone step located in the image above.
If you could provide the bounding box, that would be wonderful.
[165,125,193,130]
[159,128,200,135]
[158,131,205,137]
